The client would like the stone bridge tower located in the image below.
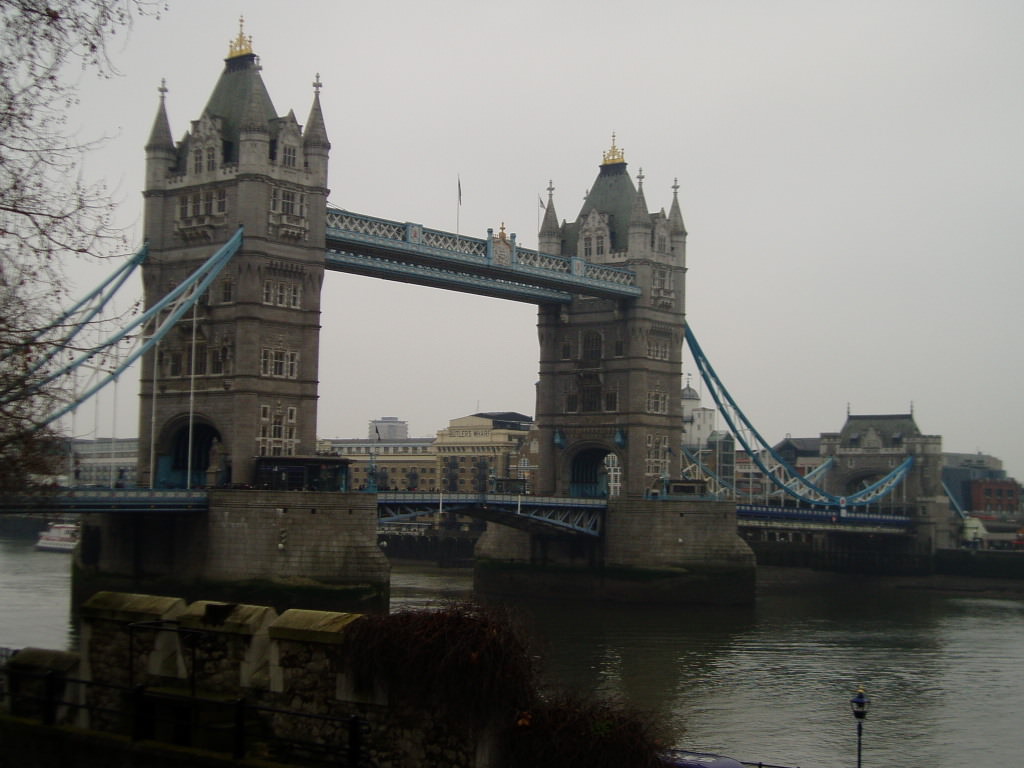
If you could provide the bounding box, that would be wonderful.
[532,138,688,498]
[137,27,330,488]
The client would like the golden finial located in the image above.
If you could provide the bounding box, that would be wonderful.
[498,222,508,241]
[228,16,254,58]
[602,132,625,165]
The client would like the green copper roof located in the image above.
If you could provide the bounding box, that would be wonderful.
[202,53,278,161]
[563,160,637,255]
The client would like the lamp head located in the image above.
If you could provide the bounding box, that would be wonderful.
[850,685,870,720]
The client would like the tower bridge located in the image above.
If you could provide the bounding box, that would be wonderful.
[26,27,958,608]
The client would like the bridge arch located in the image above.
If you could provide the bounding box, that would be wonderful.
[568,444,615,498]
[154,414,223,489]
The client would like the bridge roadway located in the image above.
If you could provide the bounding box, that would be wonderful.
[2,490,915,538]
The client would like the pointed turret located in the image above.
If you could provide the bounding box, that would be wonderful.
[145,80,176,187]
[628,168,652,256]
[538,180,561,254]
[669,177,687,265]
[303,73,330,185]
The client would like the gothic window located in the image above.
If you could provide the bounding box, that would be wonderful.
[281,190,295,216]
[604,390,619,412]
[271,187,279,211]
[276,283,287,306]
[596,235,605,256]
[282,145,297,167]
[565,393,579,413]
[647,390,669,414]
[220,279,233,303]
[287,406,297,423]
[168,351,182,377]
[260,348,299,379]
[203,191,213,216]
[583,331,602,361]
[614,339,624,357]
[178,197,188,219]
[289,284,301,308]
[263,281,274,304]
[193,149,202,174]
[216,189,227,214]
[584,236,592,258]
[210,348,224,375]
[190,194,201,217]
[581,384,602,412]
[192,344,207,375]
[560,339,573,360]
[206,147,216,172]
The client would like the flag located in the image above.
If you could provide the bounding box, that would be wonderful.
[538,194,545,209]
[375,425,381,441]
[458,176,462,207]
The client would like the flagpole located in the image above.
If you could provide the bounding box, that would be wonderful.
[456,175,461,236]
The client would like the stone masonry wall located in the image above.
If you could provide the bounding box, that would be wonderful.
[31,591,496,768]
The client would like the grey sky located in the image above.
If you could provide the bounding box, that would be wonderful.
[70,1,1024,478]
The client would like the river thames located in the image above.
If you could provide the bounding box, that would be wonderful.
[2,533,1021,767]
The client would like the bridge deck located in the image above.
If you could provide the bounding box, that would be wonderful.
[325,209,642,303]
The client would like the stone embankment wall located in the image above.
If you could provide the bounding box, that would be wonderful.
[4,591,495,768]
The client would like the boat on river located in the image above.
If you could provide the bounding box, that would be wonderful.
[35,522,79,553]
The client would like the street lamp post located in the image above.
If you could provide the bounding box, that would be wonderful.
[849,685,870,768]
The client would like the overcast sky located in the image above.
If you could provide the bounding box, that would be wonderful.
[68,1,1024,479]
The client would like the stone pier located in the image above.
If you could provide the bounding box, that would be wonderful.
[474,499,756,604]
[73,490,390,613]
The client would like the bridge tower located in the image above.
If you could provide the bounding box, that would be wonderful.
[533,138,688,498]
[137,27,329,488]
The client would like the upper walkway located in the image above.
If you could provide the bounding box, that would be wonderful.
[324,208,642,304]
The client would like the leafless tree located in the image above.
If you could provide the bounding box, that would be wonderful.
[0,0,162,491]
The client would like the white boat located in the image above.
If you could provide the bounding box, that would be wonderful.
[35,522,79,552]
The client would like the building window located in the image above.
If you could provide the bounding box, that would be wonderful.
[581,385,601,412]
[193,149,202,174]
[216,188,227,214]
[178,197,188,220]
[203,191,213,216]
[647,390,669,414]
[604,391,618,412]
[281,190,295,216]
[583,331,602,361]
[260,348,299,379]
[561,339,573,360]
[220,279,233,303]
[596,235,605,256]
[206,147,216,172]
[583,236,592,258]
[565,393,579,413]
[282,145,297,167]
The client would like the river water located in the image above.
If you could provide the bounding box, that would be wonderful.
[2,533,1022,767]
